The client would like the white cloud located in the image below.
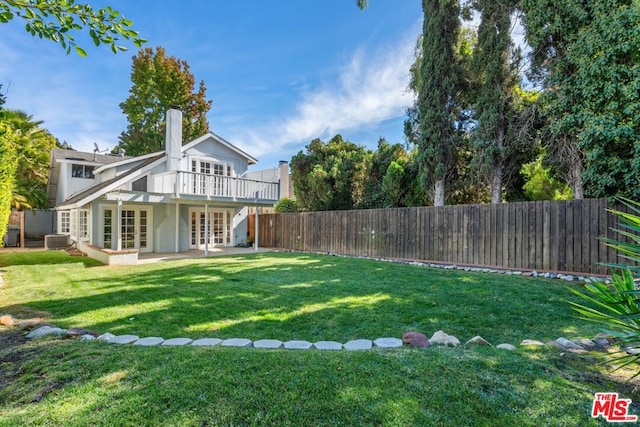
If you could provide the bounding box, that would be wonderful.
[232,24,420,157]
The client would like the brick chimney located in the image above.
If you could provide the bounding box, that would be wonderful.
[165,105,182,171]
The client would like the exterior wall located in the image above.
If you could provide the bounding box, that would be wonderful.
[183,138,248,176]
[65,162,98,201]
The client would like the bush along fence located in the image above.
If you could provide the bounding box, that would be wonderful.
[250,198,638,275]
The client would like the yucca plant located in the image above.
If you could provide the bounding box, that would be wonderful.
[568,197,640,377]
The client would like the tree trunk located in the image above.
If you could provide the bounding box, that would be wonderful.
[433,180,445,206]
[569,161,584,200]
[491,165,502,204]
[491,124,505,204]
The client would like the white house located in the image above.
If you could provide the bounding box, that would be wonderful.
[47,107,282,264]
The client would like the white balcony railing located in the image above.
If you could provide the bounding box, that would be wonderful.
[152,171,280,202]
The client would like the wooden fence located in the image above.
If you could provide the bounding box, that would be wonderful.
[250,199,638,275]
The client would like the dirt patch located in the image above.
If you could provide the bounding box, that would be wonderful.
[0,327,38,391]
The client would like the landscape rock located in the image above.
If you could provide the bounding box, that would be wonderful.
[253,339,283,349]
[429,330,460,347]
[466,336,492,346]
[592,337,610,348]
[65,327,99,338]
[373,337,403,348]
[520,339,545,346]
[556,337,583,349]
[110,335,140,345]
[26,326,66,339]
[162,338,193,346]
[79,334,96,341]
[134,337,165,346]
[496,343,516,351]
[573,338,597,349]
[402,332,429,348]
[191,338,222,347]
[313,341,343,351]
[344,339,373,351]
[626,348,640,355]
[283,340,313,350]
[221,338,252,348]
[545,340,564,349]
[97,332,116,342]
[0,314,15,326]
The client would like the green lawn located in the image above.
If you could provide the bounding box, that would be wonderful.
[0,250,638,426]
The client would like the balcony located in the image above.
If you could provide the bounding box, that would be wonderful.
[152,171,280,203]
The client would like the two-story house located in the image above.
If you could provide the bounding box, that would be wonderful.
[47,106,281,264]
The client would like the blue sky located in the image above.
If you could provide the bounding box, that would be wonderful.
[1,1,424,169]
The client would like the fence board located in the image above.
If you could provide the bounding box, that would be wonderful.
[252,199,632,274]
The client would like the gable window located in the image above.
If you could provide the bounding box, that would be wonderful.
[72,164,95,179]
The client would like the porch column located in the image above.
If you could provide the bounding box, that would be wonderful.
[116,199,122,251]
[75,207,80,243]
[254,192,259,252]
[174,203,179,253]
[204,203,209,256]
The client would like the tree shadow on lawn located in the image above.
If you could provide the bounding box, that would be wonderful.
[0,253,598,344]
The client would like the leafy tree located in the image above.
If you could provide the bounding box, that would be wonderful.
[290,135,370,211]
[0,83,5,108]
[569,3,640,199]
[274,198,298,213]
[0,0,145,56]
[119,46,212,156]
[1,109,57,209]
[360,138,424,208]
[470,0,520,204]
[521,151,573,201]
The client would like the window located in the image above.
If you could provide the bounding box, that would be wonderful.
[72,164,95,179]
[78,210,89,240]
[132,176,147,192]
[59,211,70,234]
[103,209,112,249]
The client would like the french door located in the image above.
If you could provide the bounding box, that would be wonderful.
[191,159,228,196]
[102,206,152,252]
[189,208,233,249]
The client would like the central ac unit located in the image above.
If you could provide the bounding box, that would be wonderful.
[45,234,70,250]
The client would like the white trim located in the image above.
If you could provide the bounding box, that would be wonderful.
[93,151,163,174]
[182,133,258,165]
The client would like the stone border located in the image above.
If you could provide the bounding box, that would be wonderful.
[4,315,619,355]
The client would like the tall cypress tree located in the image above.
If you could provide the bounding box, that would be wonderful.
[417,0,463,206]
[471,0,519,203]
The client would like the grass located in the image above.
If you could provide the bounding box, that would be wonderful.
[0,250,639,426]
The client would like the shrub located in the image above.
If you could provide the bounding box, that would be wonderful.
[274,198,299,213]
[568,198,640,377]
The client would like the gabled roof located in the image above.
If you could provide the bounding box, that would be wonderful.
[93,150,164,174]
[51,148,131,165]
[182,132,258,165]
[57,154,165,210]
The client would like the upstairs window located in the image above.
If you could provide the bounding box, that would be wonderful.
[132,176,147,192]
[72,164,95,179]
